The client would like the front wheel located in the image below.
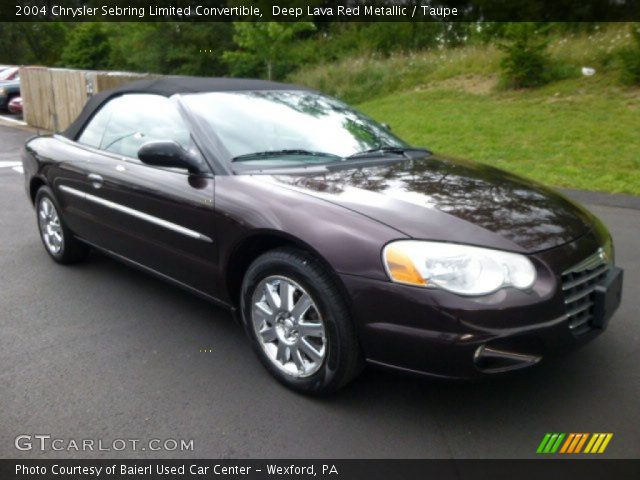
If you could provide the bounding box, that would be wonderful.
[241,248,363,395]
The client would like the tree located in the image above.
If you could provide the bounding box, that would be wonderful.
[0,22,69,66]
[498,23,551,89]
[108,23,233,76]
[60,23,111,70]
[223,22,315,80]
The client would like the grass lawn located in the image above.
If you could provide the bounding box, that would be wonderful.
[291,25,640,195]
[358,76,640,195]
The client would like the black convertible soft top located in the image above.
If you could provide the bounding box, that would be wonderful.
[61,75,312,140]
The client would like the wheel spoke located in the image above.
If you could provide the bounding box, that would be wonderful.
[276,341,289,364]
[265,283,280,310]
[254,301,272,318]
[280,280,295,312]
[259,326,277,343]
[291,294,312,320]
[299,322,324,338]
[299,338,322,363]
[252,303,272,328]
[291,346,305,372]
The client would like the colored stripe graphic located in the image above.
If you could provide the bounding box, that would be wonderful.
[598,434,613,453]
[574,433,589,453]
[537,433,565,454]
[550,433,565,453]
[560,434,575,453]
[567,433,582,453]
[537,433,552,453]
[544,433,559,453]
[584,433,614,454]
[538,433,613,454]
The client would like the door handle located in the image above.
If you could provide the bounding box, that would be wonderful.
[88,173,104,189]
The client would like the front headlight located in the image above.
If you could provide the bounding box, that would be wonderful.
[383,240,536,296]
[0,88,6,95]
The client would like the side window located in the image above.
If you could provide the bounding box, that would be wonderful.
[78,94,192,160]
[77,100,115,148]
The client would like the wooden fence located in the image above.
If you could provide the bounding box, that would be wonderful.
[19,67,156,132]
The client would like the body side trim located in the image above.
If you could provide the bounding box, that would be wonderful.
[59,185,213,243]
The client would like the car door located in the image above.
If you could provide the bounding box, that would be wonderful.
[60,94,217,297]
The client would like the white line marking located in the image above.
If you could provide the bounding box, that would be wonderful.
[0,161,22,168]
[0,116,27,126]
[12,166,23,173]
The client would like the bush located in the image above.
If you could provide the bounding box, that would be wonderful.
[498,23,552,88]
[620,23,640,85]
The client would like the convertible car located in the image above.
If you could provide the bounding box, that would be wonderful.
[22,77,623,394]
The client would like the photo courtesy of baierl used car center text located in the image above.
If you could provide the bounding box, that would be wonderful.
[0,1,639,479]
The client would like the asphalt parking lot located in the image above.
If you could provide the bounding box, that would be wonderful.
[1,123,638,459]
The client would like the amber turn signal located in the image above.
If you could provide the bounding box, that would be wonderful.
[384,245,427,286]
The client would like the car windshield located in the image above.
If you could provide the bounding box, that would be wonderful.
[181,90,409,166]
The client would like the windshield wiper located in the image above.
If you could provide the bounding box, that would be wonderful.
[231,149,342,162]
[346,146,430,159]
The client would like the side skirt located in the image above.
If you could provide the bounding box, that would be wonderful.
[75,236,239,319]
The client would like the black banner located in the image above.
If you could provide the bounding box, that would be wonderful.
[4,0,640,22]
[2,459,640,480]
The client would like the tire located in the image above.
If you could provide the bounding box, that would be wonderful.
[35,186,89,264]
[1,94,15,113]
[240,247,363,395]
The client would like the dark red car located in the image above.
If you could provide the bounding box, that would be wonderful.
[8,96,22,115]
[21,77,623,394]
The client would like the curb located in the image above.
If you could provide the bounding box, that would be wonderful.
[0,116,49,134]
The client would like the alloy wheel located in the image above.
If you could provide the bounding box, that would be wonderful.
[251,275,327,378]
[38,197,64,255]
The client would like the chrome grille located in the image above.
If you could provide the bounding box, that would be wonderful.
[561,249,610,335]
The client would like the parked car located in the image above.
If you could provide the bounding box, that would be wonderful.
[21,77,623,394]
[8,96,22,115]
[0,79,20,112]
[0,66,19,81]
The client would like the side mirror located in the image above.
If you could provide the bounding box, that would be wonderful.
[138,140,204,174]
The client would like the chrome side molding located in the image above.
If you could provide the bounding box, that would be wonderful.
[59,185,213,243]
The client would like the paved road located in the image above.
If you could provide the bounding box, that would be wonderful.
[1,124,638,459]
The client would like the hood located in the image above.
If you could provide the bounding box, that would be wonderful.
[263,154,595,253]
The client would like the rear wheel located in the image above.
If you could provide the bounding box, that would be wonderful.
[1,94,17,113]
[35,186,89,264]
[241,247,363,395]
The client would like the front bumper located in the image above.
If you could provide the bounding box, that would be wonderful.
[340,230,623,379]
